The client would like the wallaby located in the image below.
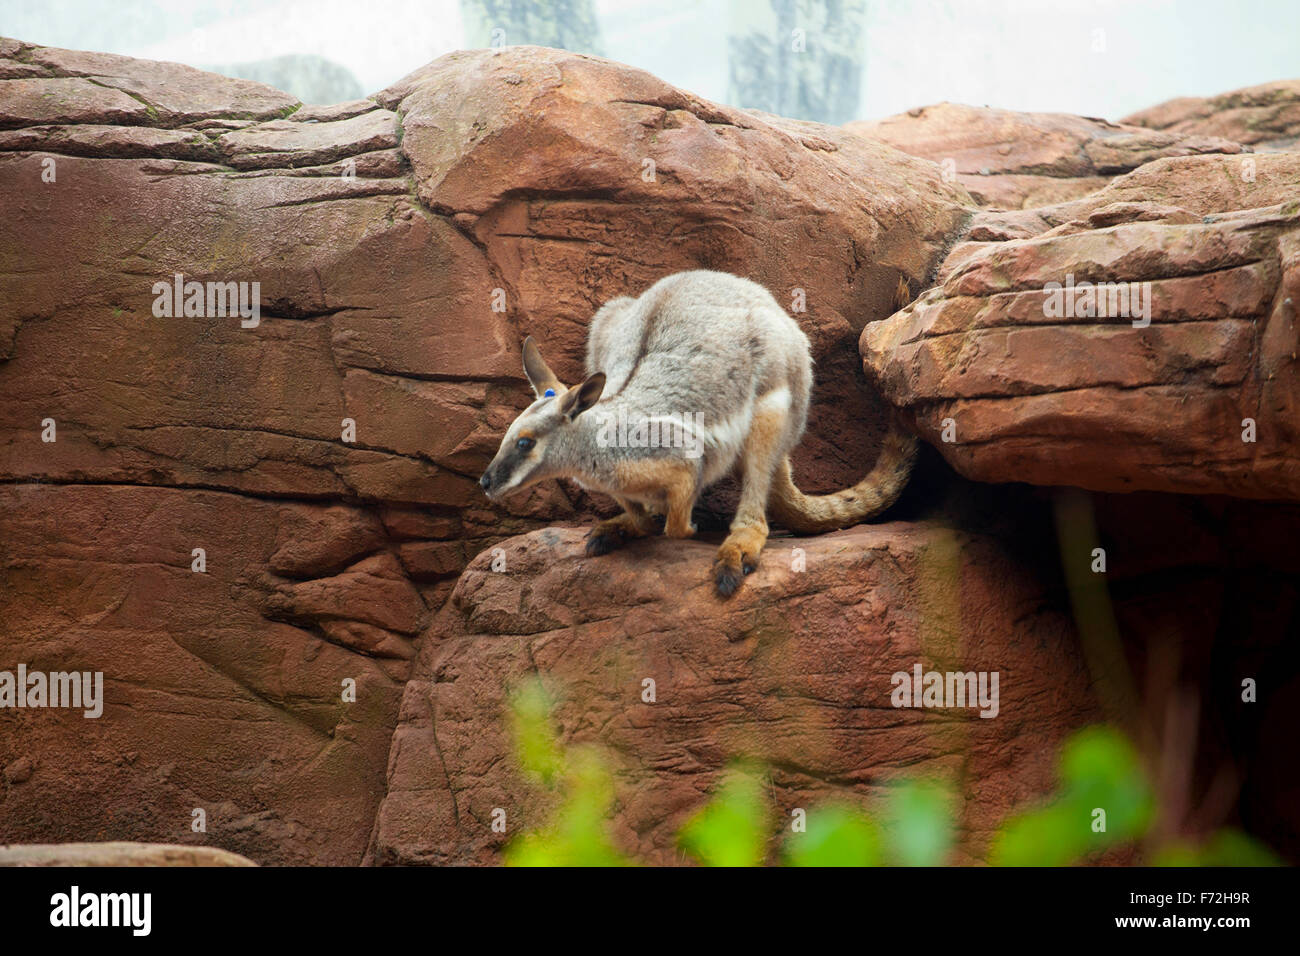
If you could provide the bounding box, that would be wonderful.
[479,270,918,597]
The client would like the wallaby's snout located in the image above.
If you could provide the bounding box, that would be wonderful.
[478,453,515,501]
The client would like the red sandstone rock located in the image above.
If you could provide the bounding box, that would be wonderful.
[370,522,1099,865]
[216,108,399,170]
[956,152,1300,245]
[0,484,407,864]
[862,197,1300,500]
[856,85,1300,504]
[846,102,1246,210]
[1123,79,1300,152]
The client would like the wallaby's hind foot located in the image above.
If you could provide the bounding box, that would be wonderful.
[585,503,657,556]
[712,524,767,597]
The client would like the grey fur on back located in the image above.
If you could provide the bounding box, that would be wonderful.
[584,271,813,488]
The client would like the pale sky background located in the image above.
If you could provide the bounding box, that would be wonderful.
[2,0,1297,121]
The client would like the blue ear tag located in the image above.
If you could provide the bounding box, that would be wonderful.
[544,388,556,397]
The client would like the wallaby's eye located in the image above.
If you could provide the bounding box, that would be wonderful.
[516,437,536,452]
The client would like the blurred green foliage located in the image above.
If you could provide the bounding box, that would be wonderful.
[507,678,565,786]
[1152,829,1282,867]
[990,725,1155,865]
[501,677,1279,867]
[884,780,955,866]
[504,681,629,866]
[784,803,883,866]
[678,764,771,866]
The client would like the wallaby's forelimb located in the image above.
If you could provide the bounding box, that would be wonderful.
[586,497,658,556]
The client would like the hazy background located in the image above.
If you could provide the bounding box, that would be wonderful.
[2,0,1297,121]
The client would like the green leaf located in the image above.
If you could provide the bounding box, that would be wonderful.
[508,677,565,786]
[678,765,769,867]
[1152,829,1282,867]
[785,804,882,867]
[989,802,1089,866]
[1059,726,1153,841]
[884,780,954,866]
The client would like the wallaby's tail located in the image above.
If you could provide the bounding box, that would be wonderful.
[768,422,918,534]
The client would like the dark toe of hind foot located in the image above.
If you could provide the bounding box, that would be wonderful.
[585,528,626,557]
[714,562,744,597]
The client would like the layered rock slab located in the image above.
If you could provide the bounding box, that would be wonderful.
[846,102,1246,210]
[861,199,1300,500]
[1123,79,1300,152]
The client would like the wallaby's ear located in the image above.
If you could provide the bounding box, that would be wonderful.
[559,372,605,421]
[522,336,563,399]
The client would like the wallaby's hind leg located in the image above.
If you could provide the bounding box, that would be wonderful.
[661,463,699,539]
[586,497,658,556]
[714,405,787,597]
[606,458,699,540]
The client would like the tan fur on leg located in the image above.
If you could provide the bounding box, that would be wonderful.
[663,481,697,539]
[714,405,785,596]
[614,458,698,539]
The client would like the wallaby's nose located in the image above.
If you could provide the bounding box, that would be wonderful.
[479,470,492,491]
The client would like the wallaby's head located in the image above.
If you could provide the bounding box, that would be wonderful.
[479,336,605,501]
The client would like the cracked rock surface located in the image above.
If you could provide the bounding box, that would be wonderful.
[371,521,1097,865]
[856,107,1300,499]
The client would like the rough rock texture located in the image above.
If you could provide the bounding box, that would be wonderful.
[0,841,256,866]
[0,39,968,865]
[858,87,1300,502]
[862,201,1300,499]
[371,520,1098,865]
[847,102,1246,210]
[1124,80,1300,152]
[0,39,449,865]
[0,486,417,865]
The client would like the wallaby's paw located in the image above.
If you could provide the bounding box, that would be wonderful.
[585,516,650,556]
[586,527,626,556]
[712,527,765,598]
[713,560,745,597]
